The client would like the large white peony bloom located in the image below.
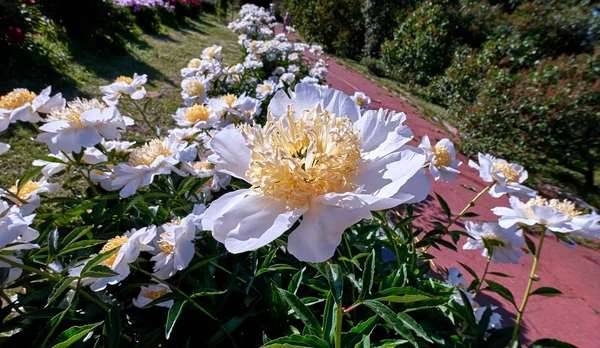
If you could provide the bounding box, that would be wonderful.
[181,76,210,106]
[419,135,461,182]
[0,86,65,130]
[99,74,147,106]
[468,153,537,198]
[202,84,431,262]
[36,98,128,154]
[463,221,524,264]
[133,283,174,309]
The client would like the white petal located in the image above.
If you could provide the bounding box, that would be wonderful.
[201,189,251,235]
[356,109,412,159]
[209,128,251,181]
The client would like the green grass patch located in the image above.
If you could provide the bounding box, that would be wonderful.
[0,14,242,189]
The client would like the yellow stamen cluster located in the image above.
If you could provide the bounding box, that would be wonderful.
[491,161,520,183]
[354,97,366,107]
[185,104,210,123]
[242,105,361,206]
[0,89,36,110]
[432,145,452,168]
[523,196,581,218]
[100,236,129,267]
[259,84,273,94]
[158,233,175,254]
[185,80,205,96]
[129,139,173,167]
[48,98,104,126]
[9,180,40,201]
[146,289,168,300]
[115,76,133,84]
[204,46,218,59]
[220,94,237,108]
[193,161,215,171]
[187,58,202,69]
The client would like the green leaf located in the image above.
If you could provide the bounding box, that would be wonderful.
[52,322,102,348]
[288,267,305,295]
[17,166,44,192]
[354,335,370,348]
[435,192,452,219]
[36,155,68,164]
[103,305,121,348]
[190,288,226,298]
[374,295,432,303]
[132,328,163,348]
[81,265,119,279]
[524,235,536,255]
[263,335,329,348]
[485,280,517,309]
[61,226,94,248]
[363,300,417,347]
[207,313,250,346]
[462,184,477,192]
[165,300,187,339]
[341,315,379,347]
[530,287,562,297]
[57,240,105,256]
[529,338,577,348]
[325,263,343,304]
[322,292,338,347]
[358,250,375,302]
[277,288,322,337]
[81,248,119,274]
[397,312,432,342]
[47,276,77,306]
[488,272,513,278]
[255,264,297,277]
[458,261,478,279]
[48,229,59,256]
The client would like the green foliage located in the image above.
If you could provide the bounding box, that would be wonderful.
[362,0,409,57]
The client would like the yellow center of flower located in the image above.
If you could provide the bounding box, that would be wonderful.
[242,106,361,206]
[9,180,40,201]
[158,232,175,254]
[0,89,36,110]
[354,97,365,107]
[491,161,519,183]
[48,98,104,126]
[100,236,129,267]
[193,161,214,171]
[185,104,210,123]
[115,76,133,84]
[146,289,168,300]
[185,80,205,96]
[188,58,202,69]
[220,94,237,107]
[129,139,173,167]
[432,145,452,168]
[259,84,273,94]
[205,46,218,59]
[523,196,581,218]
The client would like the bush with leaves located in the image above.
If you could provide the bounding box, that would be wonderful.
[0,4,597,348]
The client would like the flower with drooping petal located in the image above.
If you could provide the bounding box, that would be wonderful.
[151,206,204,279]
[36,98,128,154]
[463,221,524,264]
[4,177,59,214]
[202,83,430,262]
[468,153,537,198]
[99,74,147,106]
[172,104,220,129]
[445,268,473,306]
[181,76,210,106]
[0,86,65,130]
[419,135,461,182]
[133,283,173,309]
[111,136,197,198]
[86,226,156,292]
[351,91,371,109]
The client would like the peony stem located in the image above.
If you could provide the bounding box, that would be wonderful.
[473,255,491,298]
[131,99,159,138]
[510,228,547,346]
[444,184,492,231]
[335,303,343,348]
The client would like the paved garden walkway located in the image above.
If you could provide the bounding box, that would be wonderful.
[284,29,600,347]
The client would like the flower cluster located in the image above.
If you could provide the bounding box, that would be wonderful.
[112,0,174,11]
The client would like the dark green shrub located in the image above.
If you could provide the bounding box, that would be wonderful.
[452,52,600,187]
[360,57,388,77]
[362,0,409,57]
[135,7,164,34]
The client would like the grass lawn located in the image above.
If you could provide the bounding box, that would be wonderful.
[0,13,242,189]
[334,56,600,212]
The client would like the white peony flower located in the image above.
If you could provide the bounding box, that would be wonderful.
[202,84,430,262]
[463,221,524,264]
[0,142,10,155]
[99,74,147,106]
[86,226,156,292]
[279,72,295,85]
[419,135,461,182]
[181,76,210,106]
[351,91,371,109]
[468,153,537,198]
[172,104,220,129]
[445,268,473,306]
[36,98,128,154]
[151,206,204,279]
[133,283,173,309]
[255,80,280,100]
[0,202,40,284]
[309,45,323,55]
[208,94,261,124]
[474,306,503,329]
[0,86,65,130]
[32,153,70,177]
[300,76,319,85]
[288,52,299,61]
[309,66,328,79]
[201,45,223,60]
[111,137,196,198]
[4,177,59,214]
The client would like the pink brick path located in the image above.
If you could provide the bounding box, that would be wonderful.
[284,28,600,347]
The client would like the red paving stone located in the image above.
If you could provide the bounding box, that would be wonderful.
[281,29,600,347]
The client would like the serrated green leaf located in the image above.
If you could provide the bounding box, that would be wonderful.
[165,300,187,339]
[325,263,343,304]
[288,267,305,295]
[52,322,102,348]
[363,300,417,347]
[255,264,297,277]
[61,226,95,248]
[190,288,226,298]
[277,288,322,337]
[81,248,119,274]
[57,240,105,256]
